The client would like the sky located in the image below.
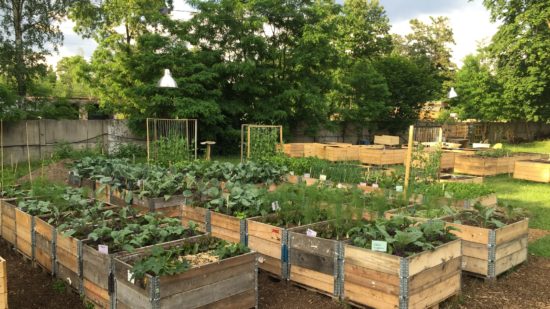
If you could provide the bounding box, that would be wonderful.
[46,0,499,68]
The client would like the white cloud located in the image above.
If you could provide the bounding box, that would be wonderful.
[45,20,97,69]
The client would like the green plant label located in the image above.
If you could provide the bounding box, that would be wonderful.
[306,228,317,237]
[371,240,387,252]
[98,244,108,255]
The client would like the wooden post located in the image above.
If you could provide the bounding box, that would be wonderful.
[194,120,198,160]
[404,125,414,196]
[279,125,283,151]
[246,126,251,160]
[240,124,245,163]
[0,120,3,191]
[438,127,443,143]
[25,121,33,185]
[146,118,150,163]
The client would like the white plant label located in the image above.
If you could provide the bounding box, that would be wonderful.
[271,201,280,211]
[337,183,344,189]
[127,270,135,284]
[395,185,403,192]
[319,174,327,181]
[306,229,317,237]
[98,245,109,255]
[290,171,295,176]
[359,182,367,187]
[304,173,311,178]
[372,183,379,188]
[371,240,388,252]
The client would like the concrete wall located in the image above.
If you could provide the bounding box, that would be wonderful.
[0,120,144,164]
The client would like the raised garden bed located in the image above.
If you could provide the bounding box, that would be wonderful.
[454,152,542,176]
[444,209,529,279]
[513,159,550,183]
[113,236,257,309]
[439,174,483,184]
[0,200,17,247]
[131,194,186,218]
[359,146,406,165]
[0,256,6,309]
[343,218,462,308]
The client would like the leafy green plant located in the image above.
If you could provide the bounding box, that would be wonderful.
[348,216,457,257]
[153,134,192,166]
[449,203,528,229]
[414,182,495,200]
[247,126,280,161]
[474,148,513,158]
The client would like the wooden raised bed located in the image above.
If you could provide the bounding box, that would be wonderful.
[454,153,542,176]
[34,216,55,273]
[56,231,85,291]
[67,172,95,192]
[14,208,33,259]
[439,174,483,184]
[246,216,290,278]
[110,188,132,206]
[181,206,249,245]
[374,135,400,146]
[324,145,359,162]
[0,256,6,309]
[445,218,529,279]
[94,181,111,204]
[343,239,462,308]
[513,160,550,183]
[0,200,17,246]
[287,222,344,297]
[132,194,185,218]
[113,236,257,309]
[359,146,406,165]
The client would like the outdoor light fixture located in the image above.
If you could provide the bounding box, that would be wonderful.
[448,87,458,99]
[158,69,178,88]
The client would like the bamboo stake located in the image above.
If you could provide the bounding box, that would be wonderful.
[403,125,414,196]
[240,124,245,163]
[279,125,283,152]
[146,118,150,164]
[247,125,251,160]
[26,121,33,185]
[194,120,198,160]
[0,120,3,191]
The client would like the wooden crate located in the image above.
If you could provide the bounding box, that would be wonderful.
[288,222,343,297]
[445,218,528,278]
[374,135,400,146]
[14,208,33,259]
[110,188,132,206]
[0,256,6,309]
[132,194,185,218]
[305,143,325,158]
[324,146,358,162]
[56,232,85,291]
[454,153,543,176]
[359,147,406,165]
[181,206,247,245]
[247,216,288,278]
[34,216,55,273]
[513,160,550,183]
[113,236,257,309]
[0,201,16,246]
[343,239,462,308]
[439,174,483,184]
[94,182,111,204]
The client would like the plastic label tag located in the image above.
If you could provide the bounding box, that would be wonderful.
[306,229,317,237]
[359,182,367,187]
[271,201,280,211]
[127,270,135,284]
[372,183,379,188]
[395,185,403,192]
[304,173,311,178]
[98,245,109,255]
[319,174,327,181]
[289,171,295,176]
[337,183,344,189]
[372,240,387,252]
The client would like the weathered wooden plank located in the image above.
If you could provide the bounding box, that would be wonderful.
[247,219,283,244]
[257,254,282,275]
[211,227,240,244]
[159,271,255,309]
[513,160,550,183]
[462,256,489,276]
[409,272,460,308]
[289,231,335,258]
[290,265,333,294]
[495,242,528,276]
[462,240,488,261]
[181,206,208,232]
[409,257,461,293]
[289,248,334,275]
[446,222,489,244]
[408,239,461,277]
[56,262,80,290]
[83,244,111,290]
[196,288,255,309]
[344,281,399,309]
[495,236,527,260]
[495,219,529,245]
[116,280,150,309]
[344,264,400,296]
[344,245,400,275]
[248,236,280,259]
[83,279,110,308]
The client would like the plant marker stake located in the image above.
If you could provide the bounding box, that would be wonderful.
[26,121,32,185]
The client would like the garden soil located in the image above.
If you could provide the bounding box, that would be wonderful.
[0,239,85,309]
[17,159,72,185]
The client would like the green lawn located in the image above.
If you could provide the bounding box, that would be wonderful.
[505,139,550,154]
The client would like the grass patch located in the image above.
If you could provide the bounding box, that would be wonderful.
[505,139,550,154]
[484,175,550,230]
[528,235,550,257]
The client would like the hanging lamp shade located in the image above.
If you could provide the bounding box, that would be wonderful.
[158,69,178,88]
[448,87,458,99]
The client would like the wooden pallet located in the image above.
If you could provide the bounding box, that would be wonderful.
[113,236,257,309]
[247,216,286,277]
[454,153,543,176]
[513,160,550,183]
[132,194,185,218]
[0,201,16,247]
[446,218,529,279]
[343,239,462,309]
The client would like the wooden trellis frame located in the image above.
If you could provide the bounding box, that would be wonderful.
[240,124,283,162]
[146,118,198,163]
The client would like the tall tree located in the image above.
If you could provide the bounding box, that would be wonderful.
[481,0,550,121]
[395,16,456,98]
[0,0,68,97]
[55,56,93,98]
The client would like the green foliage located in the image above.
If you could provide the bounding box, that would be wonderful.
[130,238,250,280]
[247,127,280,161]
[474,148,513,158]
[153,135,192,166]
[111,143,146,159]
[528,235,550,257]
[450,203,528,229]
[414,182,495,200]
[348,216,457,257]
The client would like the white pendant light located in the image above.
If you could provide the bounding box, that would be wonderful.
[158,69,178,88]
[448,87,458,99]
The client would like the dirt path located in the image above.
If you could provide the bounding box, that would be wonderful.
[0,240,85,309]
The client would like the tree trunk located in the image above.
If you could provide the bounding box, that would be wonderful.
[13,0,26,97]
